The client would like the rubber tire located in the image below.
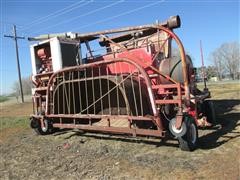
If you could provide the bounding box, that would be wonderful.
[31,119,54,135]
[178,116,198,151]
[203,100,217,124]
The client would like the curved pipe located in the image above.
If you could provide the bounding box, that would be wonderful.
[111,25,189,103]
[155,25,190,103]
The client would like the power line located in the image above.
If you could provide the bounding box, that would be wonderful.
[5,0,118,2]
[20,0,92,31]
[0,21,24,28]
[73,0,165,31]
[0,69,18,72]
[20,0,85,29]
[4,25,25,103]
[30,0,124,35]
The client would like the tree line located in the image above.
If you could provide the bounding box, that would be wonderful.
[208,41,240,80]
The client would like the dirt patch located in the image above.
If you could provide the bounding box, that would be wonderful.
[0,122,239,179]
[0,102,32,117]
[0,127,28,144]
[0,82,240,179]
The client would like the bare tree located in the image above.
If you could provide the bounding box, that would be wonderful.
[205,66,218,80]
[12,77,32,96]
[222,42,240,80]
[210,42,240,80]
[210,50,225,80]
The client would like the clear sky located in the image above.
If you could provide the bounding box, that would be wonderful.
[0,0,239,95]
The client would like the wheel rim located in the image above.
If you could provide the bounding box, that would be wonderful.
[42,120,48,132]
[171,123,183,134]
[189,123,197,144]
[169,118,187,137]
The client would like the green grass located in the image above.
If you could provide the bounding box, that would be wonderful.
[0,96,9,103]
[0,116,29,131]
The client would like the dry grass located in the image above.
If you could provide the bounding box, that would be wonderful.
[0,96,9,103]
[0,102,32,117]
[198,81,240,99]
[0,96,32,141]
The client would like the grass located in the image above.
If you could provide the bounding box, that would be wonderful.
[197,81,240,99]
[0,96,9,103]
[0,116,29,142]
[0,116,29,131]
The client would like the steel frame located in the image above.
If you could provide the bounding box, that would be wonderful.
[31,24,210,138]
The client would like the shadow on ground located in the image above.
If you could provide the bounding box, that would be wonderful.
[53,128,179,148]
[52,99,240,150]
[198,99,240,150]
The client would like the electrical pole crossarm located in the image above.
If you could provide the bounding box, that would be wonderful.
[4,34,25,39]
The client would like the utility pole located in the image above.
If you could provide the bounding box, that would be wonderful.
[200,40,207,91]
[4,25,25,103]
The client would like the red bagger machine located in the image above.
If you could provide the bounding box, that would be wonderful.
[28,15,215,151]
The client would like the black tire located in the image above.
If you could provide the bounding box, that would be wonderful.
[178,115,198,151]
[203,100,217,124]
[30,118,54,135]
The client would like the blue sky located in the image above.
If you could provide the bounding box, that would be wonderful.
[0,0,239,95]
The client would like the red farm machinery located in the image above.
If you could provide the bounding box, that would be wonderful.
[29,15,215,151]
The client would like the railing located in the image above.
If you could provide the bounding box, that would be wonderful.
[45,58,158,120]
